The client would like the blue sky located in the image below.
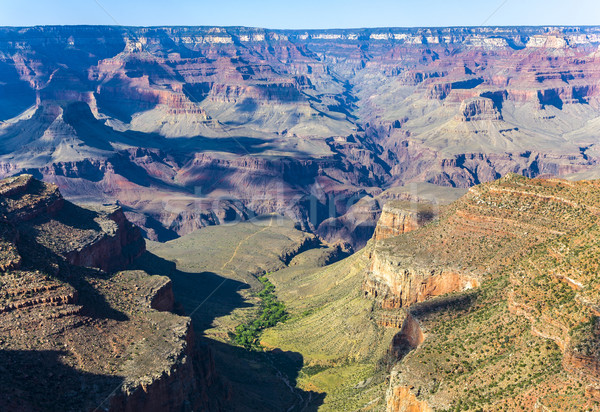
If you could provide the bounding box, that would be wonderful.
[1,0,599,28]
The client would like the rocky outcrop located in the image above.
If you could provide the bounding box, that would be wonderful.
[374,201,435,241]
[385,315,431,412]
[0,175,145,272]
[133,272,176,312]
[279,234,320,265]
[0,176,225,412]
[62,206,146,272]
[386,385,432,412]
[0,222,21,272]
[457,97,502,121]
[0,174,64,223]
[363,250,479,309]
[107,313,213,412]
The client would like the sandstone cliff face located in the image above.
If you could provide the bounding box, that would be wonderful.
[374,201,435,241]
[385,315,431,412]
[363,249,479,309]
[386,385,432,412]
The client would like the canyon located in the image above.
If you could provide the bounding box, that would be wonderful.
[1,26,600,249]
[3,171,600,411]
[3,24,600,412]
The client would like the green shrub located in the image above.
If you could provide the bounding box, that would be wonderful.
[233,275,288,350]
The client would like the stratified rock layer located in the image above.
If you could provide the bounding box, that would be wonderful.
[1,26,600,246]
[365,175,600,410]
[373,201,435,241]
[0,175,224,412]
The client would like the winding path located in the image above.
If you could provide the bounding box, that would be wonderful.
[220,216,275,273]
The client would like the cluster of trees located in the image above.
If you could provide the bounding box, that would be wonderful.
[233,275,288,350]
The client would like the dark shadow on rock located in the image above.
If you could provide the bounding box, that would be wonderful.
[379,292,479,372]
[0,349,123,412]
[132,251,251,332]
[0,61,36,121]
[71,269,131,321]
[132,250,177,274]
[237,97,259,113]
[538,89,564,110]
[16,229,129,322]
[122,209,179,242]
[408,290,477,319]
[202,337,326,412]
[51,201,103,232]
[133,251,326,411]
[172,269,251,333]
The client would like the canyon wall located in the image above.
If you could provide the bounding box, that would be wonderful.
[1,26,600,246]
[373,201,435,241]
[365,174,600,410]
[0,175,225,411]
[386,385,432,412]
[363,251,479,309]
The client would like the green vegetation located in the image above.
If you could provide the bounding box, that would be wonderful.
[233,275,288,350]
[376,176,600,410]
[261,251,394,411]
[407,274,568,412]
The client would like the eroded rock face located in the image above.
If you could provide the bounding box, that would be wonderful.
[1,26,600,245]
[458,97,502,122]
[0,175,145,272]
[106,288,215,412]
[386,385,432,412]
[61,206,146,272]
[374,201,435,241]
[0,176,225,412]
[363,252,479,309]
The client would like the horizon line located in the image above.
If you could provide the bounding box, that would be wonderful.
[1,24,599,31]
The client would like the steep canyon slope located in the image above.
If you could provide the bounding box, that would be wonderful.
[0,175,225,411]
[257,174,600,411]
[1,26,600,247]
[364,174,600,411]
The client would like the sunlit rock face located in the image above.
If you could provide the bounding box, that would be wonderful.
[366,174,600,410]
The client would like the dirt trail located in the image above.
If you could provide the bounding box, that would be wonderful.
[220,217,275,273]
[219,216,311,411]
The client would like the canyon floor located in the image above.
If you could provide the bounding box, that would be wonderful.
[139,216,360,411]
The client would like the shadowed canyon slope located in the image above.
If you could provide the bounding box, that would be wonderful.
[1,26,600,247]
[0,175,226,411]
